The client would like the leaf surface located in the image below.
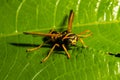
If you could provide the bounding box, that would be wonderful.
[0,0,120,80]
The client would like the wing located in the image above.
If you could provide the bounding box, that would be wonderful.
[23,32,58,37]
[67,10,74,33]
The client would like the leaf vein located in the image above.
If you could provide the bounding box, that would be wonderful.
[17,63,30,80]
[53,0,60,28]
[31,65,48,80]
[3,47,19,80]
[15,0,26,32]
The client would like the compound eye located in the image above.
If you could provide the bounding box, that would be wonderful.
[70,40,76,45]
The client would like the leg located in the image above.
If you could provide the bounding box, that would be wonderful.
[26,39,51,52]
[49,29,55,34]
[62,44,70,58]
[41,44,60,63]
[26,43,44,52]
[79,38,87,48]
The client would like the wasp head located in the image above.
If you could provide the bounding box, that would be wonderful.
[63,33,78,46]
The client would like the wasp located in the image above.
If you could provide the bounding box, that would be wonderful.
[24,10,92,63]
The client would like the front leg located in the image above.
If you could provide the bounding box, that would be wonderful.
[79,38,88,48]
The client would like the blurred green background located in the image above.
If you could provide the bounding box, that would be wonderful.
[0,0,120,80]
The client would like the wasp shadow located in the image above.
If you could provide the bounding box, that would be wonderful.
[108,52,120,57]
[9,42,51,48]
[58,14,68,32]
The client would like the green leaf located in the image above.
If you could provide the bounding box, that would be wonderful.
[1,0,120,80]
